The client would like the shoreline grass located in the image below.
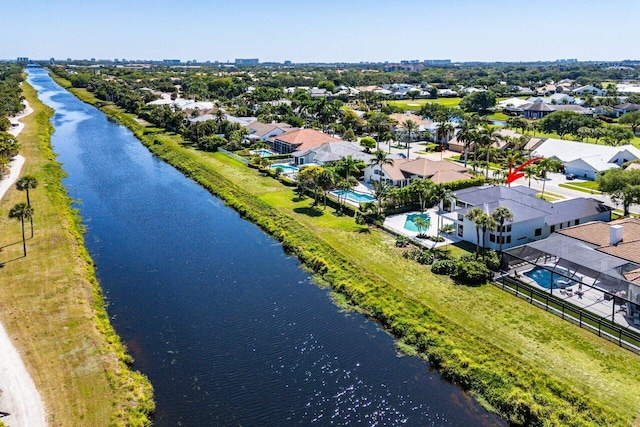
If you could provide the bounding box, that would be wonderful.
[0,81,153,425]
[51,72,640,426]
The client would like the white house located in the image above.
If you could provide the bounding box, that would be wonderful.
[443,185,612,250]
[532,139,640,180]
[292,141,372,166]
[244,122,293,142]
[573,85,607,96]
[364,158,474,188]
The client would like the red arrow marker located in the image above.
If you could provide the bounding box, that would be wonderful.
[506,157,543,184]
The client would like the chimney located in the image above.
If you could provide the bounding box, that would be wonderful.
[610,224,624,245]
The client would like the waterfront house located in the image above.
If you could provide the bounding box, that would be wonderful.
[443,185,612,250]
[269,128,342,154]
[244,122,294,142]
[292,141,372,166]
[364,158,473,188]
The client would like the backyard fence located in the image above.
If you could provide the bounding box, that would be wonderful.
[494,275,640,354]
[218,147,249,164]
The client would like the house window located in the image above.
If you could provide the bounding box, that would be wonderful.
[550,225,555,233]
[507,236,512,244]
[458,214,464,221]
[500,224,512,233]
[298,158,305,165]
[490,234,496,243]
[374,169,383,176]
[575,219,580,225]
[458,224,463,237]
[535,228,542,236]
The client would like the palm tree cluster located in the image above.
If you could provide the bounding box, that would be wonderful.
[465,206,514,257]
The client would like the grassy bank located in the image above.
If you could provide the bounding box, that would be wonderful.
[0,82,153,425]
[52,73,640,426]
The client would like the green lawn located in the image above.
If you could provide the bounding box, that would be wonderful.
[387,98,462,110]
[55,77,640,426]
[559,181,602,194]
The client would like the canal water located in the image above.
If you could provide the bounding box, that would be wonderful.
[27,67,503,426]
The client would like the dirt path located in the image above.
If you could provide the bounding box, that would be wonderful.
[0,101,47,426]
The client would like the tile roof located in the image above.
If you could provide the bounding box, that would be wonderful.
[381,158,471,183]
[245,121,293,137]
[292,141,372,163]
[272,129,342,151]
[558,218,640,264]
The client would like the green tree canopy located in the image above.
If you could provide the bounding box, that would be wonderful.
[597,167,640,216]
[459,91,497,113]
[538,111,601,139]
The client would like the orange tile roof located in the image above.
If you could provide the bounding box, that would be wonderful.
[381,158,472,183]
[273,129,341,151]
[558,218,640,264]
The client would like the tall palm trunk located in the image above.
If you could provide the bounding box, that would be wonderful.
[20,217,26,256]
[475,227,481,255]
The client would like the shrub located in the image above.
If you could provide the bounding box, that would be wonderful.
[395,236,410,247]
[431,259,455,275]
[484,250,501,271]
[453,260,490,284]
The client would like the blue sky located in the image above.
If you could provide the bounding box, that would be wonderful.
[4,0,639,63]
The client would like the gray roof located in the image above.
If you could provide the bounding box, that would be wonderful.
[453,185,611,225]
[545,198,612,225]
[292,141,372,163]
[454,185,539,206]
[454,199,550,223]
[523,102,555,112]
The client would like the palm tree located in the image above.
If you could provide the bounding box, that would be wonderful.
[407,179,434,212]
[536,157,562,199]
[436,122,455,153]
[368,112,392,151]
[523,164,538,188]
[465,207,485,256]
[477,212,497,258]
[402,119,418,159]
[335,155,360,181]
[317,168,338,208]
[368,149,394,170]
[429,184,453,233]
[16,175,38,207]
[491,207,514,254]
[9,202,33,257]
[372,180,391,215]
[16,175,38,238]
[456,121,476,167]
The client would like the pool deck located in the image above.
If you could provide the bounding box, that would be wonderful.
[512,266,639,331]
[384,207,461,249]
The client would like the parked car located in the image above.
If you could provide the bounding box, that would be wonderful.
[566,173,578,180]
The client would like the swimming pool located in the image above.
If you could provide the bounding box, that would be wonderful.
[270,163,299,174]
[524,267,577,290]
[333,190,376,203]
[404,213,431,232]
[252,149,275,157]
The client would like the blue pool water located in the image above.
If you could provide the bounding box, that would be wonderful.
[524,267,577,289]
[252,149,274,157]
[404,213,431,232]
[333,190,376,203]
[270,163,299,173]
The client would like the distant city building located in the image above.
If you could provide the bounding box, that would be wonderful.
[423,59,451,66]
[284,60,292,66]
[163,59,181,65]
[91,58,96,62]
[556,58,578,64]
[17,57,28,62]
[235,58,259,65]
